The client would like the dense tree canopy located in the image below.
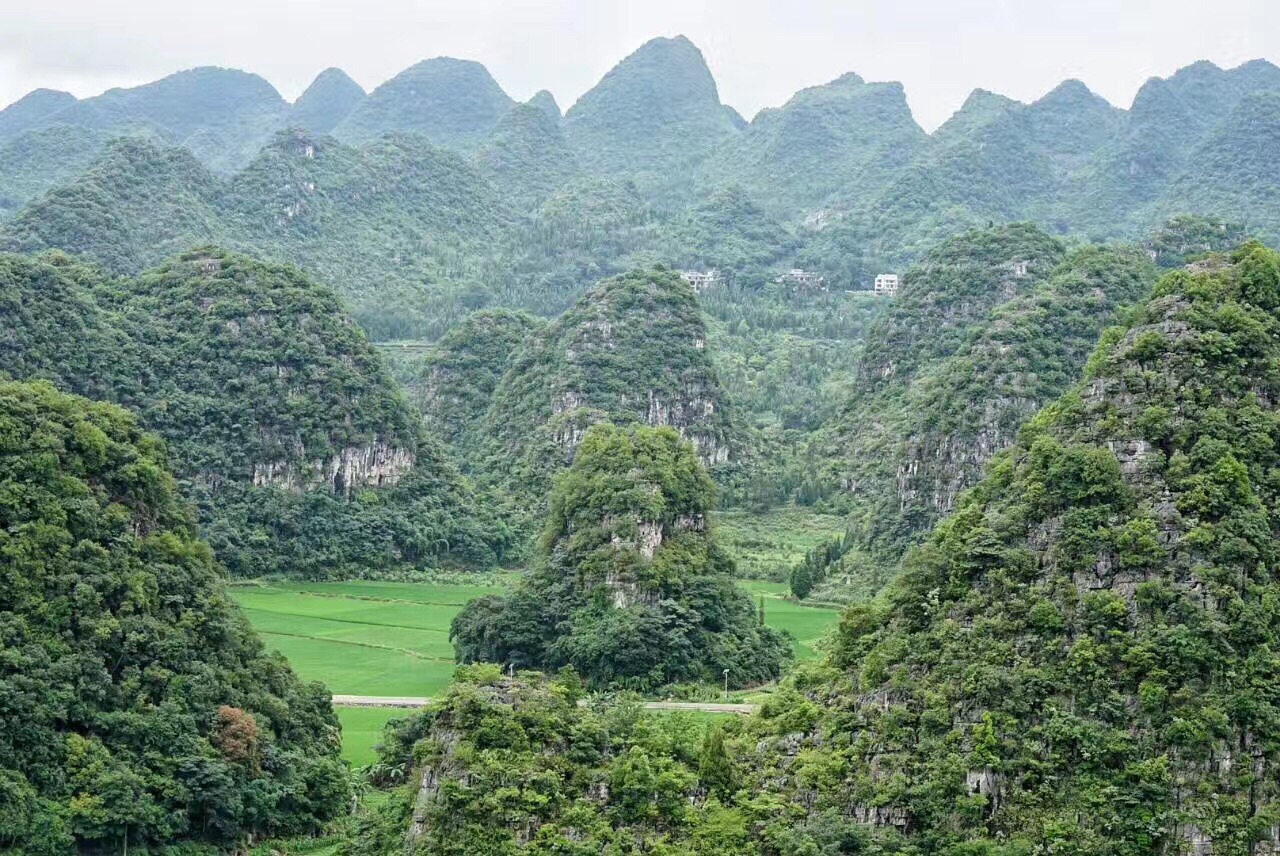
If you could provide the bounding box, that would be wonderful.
[0,248,511,579]
[451,424,790,690]
[0,380,346,853]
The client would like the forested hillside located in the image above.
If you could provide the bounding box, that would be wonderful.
[0,380,347,852]
[3,22,1280,856]
[450,424,789,690]
[0,249,510,579]
[356,240,1280,856]
[476,267,737,520]
[1,41,1277,342]
[811,224,1158,598]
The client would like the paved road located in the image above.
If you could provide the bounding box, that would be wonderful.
[332,694,757,715]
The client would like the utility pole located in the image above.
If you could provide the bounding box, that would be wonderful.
[722,668,730,701]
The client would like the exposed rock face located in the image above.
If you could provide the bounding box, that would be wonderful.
[768,246,1280,852]
[820,227,1154,596]
[251,442,414,496]
[484,268,736,513]
[602,511,706,606]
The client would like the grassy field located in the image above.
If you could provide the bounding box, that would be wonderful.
[231,580,504,697]
[740,580,839,661]
[234,576,842,762]
[336,707,409,766]
[714,507,846,581]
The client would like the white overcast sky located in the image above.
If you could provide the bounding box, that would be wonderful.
[1,0,1277,130]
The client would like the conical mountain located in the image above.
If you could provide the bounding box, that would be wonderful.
[525,89,561,121]
[1020,78,1124,162]
[771,241,1280,851]
[412,308,543,451]
[703,72,926,215]
[1156,91,1280,243]
[483,267,736,514]
[863,79,1119,257]
[817,225,1156,598]
[0,136,224,271]
[0,247,512,578]
[289,67,365,133]
[563,35,739,196]
[334,57,514,149]
[0,125,108,218]
[474,103,580,206]
[931,88,1019,144]
[0,87,76,138]
[1072,59,1280,231]
[451,423,790,690]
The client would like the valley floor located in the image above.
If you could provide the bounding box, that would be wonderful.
[230,573,841,763]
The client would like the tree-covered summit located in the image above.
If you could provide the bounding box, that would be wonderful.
[770,241,1280,852]
[0,248,512,579]
[289,67,365,134]
[334,57,515,150]
[451,424,790,690]
[0,380,347,853]
[479,266,736,519]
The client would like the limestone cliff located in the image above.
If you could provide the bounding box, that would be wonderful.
[818,225,1155,598]
[752,242,1280,852]
[481,267,736,514]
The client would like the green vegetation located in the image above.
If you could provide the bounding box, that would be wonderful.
[289,68,365,135]
[335,708,405,767]
[0,248,510,579]
[474,104,580,208]
[230,580,505,697]
[30,66,290,173]
[452,424,790,690]
[344,240,1280,855]
[563,35,739,201]
[334,58,515,150]
[0,89,77,138]
[4,49,1276,344]
[409,308,542,452]
[351,667,759,854]
[0,126,108,219]
[7,36,1280,853]
[0,380,346,853]
[713,507,847,580]
[744,241,1280,851]
[815,224,1157,598]
[700,72,926,217]
[479,268,735,522]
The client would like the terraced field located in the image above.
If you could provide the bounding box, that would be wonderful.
[714,507,846,581]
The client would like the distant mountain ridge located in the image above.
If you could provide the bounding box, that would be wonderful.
[0,39,1277,339]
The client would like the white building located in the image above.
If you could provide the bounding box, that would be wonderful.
[679,269,723,292]
[775,269,826,290]
[873,273,899,297]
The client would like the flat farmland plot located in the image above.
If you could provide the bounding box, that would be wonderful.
[231,580,504,697]
[739,580,841,660]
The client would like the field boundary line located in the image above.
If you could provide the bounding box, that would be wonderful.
[258,630,454,662]
[241,607,453,634]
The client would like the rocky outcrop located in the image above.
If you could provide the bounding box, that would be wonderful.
[251,441,414,496]
[820,232,1154,596]
[483,268,737,515]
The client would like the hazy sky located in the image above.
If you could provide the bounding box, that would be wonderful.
[1,0,1277,130]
